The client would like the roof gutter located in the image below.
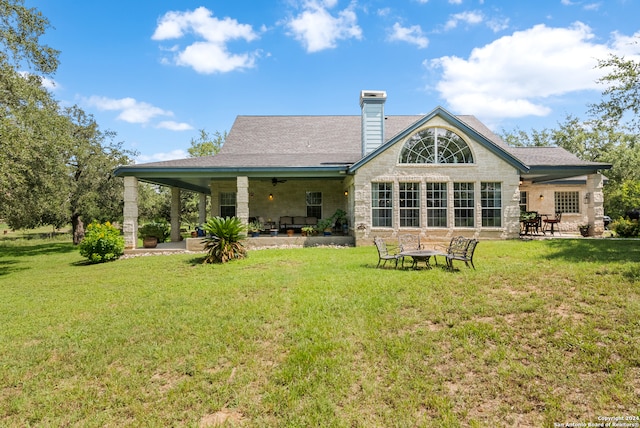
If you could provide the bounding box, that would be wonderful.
[113,165,350,179]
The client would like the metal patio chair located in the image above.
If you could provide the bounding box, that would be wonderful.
[441,236,479,270]
[374,237,403,269]
[543,212,562,235]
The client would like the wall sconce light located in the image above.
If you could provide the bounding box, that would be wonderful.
[344,190,348,196]
[539,194,544,200]
[269,193,273,201]
[584,192,590,204]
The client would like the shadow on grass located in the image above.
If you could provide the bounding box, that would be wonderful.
[187,256,208,266]
[70,259,103,267]
[544,239,640,264]
[0,241,76,258]
[0,242,77,276]
[0,260,28,276]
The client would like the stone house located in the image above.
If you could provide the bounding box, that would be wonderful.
[114,90,611,248]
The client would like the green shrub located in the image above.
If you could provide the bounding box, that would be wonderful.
[79,221,125,263]
[138,222,170,242]
[611,218,640,237]
[202,217,246,264]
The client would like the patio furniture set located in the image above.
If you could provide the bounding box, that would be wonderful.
[374,235,478,271]
[520,211,563,236]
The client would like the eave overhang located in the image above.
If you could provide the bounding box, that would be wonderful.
[521,164,612,184]
[114,165,350,193]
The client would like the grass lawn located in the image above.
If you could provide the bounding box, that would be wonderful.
[0,236,639,427]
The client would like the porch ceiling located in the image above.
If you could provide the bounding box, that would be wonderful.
[117,167,349,193]
[520,164,610,184]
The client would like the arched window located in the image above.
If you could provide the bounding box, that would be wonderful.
[399,127,474,164]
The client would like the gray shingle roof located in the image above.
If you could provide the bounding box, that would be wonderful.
[125,114,608,170]
[505,146,607,167]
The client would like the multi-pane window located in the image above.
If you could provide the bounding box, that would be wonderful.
[305,191,322,219]
[554,191,580,213]
[372,182,393,227]
[399,182,420,227]
[220,192,236,217]
[399,127,474,164]
[481,182,502,227]
[519,191,528,213]
[454,183,474,227]
[426,182,447,227]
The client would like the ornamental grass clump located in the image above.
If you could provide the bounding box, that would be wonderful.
[78,221,124,263]
[202,216,246,264]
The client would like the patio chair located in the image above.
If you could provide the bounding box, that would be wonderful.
[398,234,423,252]
[398,234,425,268]
[543,212,562,235]
[442,236,479,270]
[374,237,403,269]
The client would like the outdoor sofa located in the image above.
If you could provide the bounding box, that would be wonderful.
[279,216,318,231]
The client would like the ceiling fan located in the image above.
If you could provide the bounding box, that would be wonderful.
[272,177,287,186]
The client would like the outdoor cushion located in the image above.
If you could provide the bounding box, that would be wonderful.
[279,216,293,225]
[293,216,306,225]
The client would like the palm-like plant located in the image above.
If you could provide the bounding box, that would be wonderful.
[202,216,247,264]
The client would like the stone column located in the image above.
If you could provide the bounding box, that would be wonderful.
[170,187,181,242]
[586,173,605,236]
[123,176,138,249]
[198,193,207,225]
[237,176,249,224]
[210,183,219,217]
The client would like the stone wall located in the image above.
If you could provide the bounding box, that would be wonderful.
[209,178,350,226]
[352,117,521,245]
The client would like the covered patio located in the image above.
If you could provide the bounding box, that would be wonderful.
[115,168,354,250]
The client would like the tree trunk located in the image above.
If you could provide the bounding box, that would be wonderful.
[72,214,85,245]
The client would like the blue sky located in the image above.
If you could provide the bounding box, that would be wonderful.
[35,0,640,162]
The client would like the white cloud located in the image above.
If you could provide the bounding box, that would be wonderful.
[84,96,173,124]
[285,1,362,53]
[444,11,484,31]
[388,22,429,49]
[583,3,602,11]
[610,30,640,57]
[486,16,510,33]
[17,71,59,91]
[136,149,189,163]
[152,6,259,74]
[41,77,58,91]
[157,121,194,131]
[562,0,602,11]
[428,22,617,120]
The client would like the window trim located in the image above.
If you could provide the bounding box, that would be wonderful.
[371,182,393,228]
[219,192,236,218]
[453,182,475,228]
[305,191,323,219]
[399,182,420,228]
[481,182,502,228]
[554,191,580,214]
[399,127,475,165]
[426,182,448,228]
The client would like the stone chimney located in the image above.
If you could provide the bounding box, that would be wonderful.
[360,90,387,156]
